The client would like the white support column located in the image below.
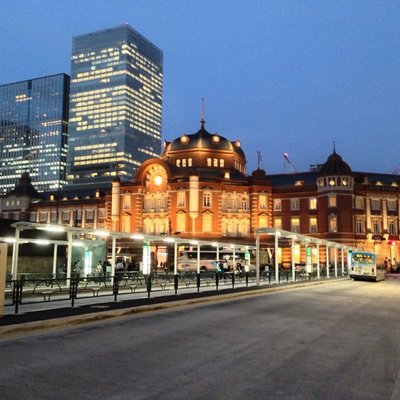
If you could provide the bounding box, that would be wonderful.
[233,246,236,270]
[111,236,116,277]
[52,244,58,277]
[341,248,345,276]
[216,245,220,265]
[291,237,295,282]
[275,233,279,283]
[66,231,73,288]
[316,243,320,279]
[326,245,330,278]
[256,232,260,285]
[334,246,338,277]
[197,244,200,274]
[11,227,20,280]
[174,242,178,275]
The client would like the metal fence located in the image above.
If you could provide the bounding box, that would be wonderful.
[4,268,346,315]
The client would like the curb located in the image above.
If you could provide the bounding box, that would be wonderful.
[0,278,346,340]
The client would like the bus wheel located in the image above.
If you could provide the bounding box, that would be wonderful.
[200,266,207,271]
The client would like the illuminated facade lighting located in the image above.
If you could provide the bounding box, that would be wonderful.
[0,74,70,194]
[67,25,163,188]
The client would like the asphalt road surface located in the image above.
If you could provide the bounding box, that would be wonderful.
[1,279,400,400]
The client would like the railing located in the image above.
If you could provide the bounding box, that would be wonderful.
[3,268,347,315]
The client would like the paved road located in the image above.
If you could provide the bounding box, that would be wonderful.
[1,279,400,400]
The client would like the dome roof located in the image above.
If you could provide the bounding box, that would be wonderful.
[319,150,352,175]
[163,122,245,158]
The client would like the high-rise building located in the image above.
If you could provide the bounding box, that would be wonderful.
[67,25,163,188]
[0,73,70,194]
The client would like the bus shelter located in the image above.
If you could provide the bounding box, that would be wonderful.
[3,222,256,284]
[255,227,358,285]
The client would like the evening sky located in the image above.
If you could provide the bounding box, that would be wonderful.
[1,0,399,174]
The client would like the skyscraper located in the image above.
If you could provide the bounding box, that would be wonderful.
[0,73,70,194]
[67,25,163,188]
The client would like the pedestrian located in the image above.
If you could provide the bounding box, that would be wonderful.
[96,261,103,275]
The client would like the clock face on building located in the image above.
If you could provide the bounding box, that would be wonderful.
[154,175,163,186]
[145,164,167,189]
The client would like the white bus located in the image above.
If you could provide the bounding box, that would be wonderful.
[349,251,386,282]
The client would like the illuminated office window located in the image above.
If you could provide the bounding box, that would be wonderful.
[67,25,163,188]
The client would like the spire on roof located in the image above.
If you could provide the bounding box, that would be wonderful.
[200,97,206,128]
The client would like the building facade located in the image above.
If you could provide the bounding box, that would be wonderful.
[67,25,163,189]
[0,73,70,194]
[3,121,400,264]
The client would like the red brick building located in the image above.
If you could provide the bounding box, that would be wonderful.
[2,121,400,264]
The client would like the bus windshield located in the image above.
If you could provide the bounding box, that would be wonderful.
[351,253,375,265]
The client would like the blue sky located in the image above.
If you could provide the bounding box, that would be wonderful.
[1,0,399,174]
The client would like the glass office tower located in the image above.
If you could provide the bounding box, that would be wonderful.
[67,25,163,188]
[0,74,70,194]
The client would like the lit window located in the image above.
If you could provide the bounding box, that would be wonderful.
[356,218,365,234]
[309,217,317,233]
[274,218,282,229]
[182,159,187,167]
[259,194,267,209]
[123,194,131,210]
[388,219,397,235]
[328,195,337,208]
[202,213,212,232]
[219,159,224,167]
[207,158,212,167]
[177,212,186,232]
[213,159,218,167]
[177,191,185,207]
[258,214,268,228]
[291,218,300,233]
[203,192,211,207]
[122,216,130,233]
[372,218,381,234]
[176,159,181,167]
[329,215,337,232]
[309,197,317,210]
[188,158,192,167]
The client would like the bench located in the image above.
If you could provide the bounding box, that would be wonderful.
[130,283,146,293]
[41,290,54,301]
[90,286,101,297]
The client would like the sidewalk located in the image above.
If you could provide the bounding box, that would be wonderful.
[0,278,345,339]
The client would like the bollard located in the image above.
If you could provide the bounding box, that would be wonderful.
[245,272,249,287]
[146,274,152,298]
[13,280,23,314]
[196,273,201,293]
[231,272,235,288]
[174,274,178,295]
[113,276,119,302]
[70,277,79,307]
[216,272,219,290]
